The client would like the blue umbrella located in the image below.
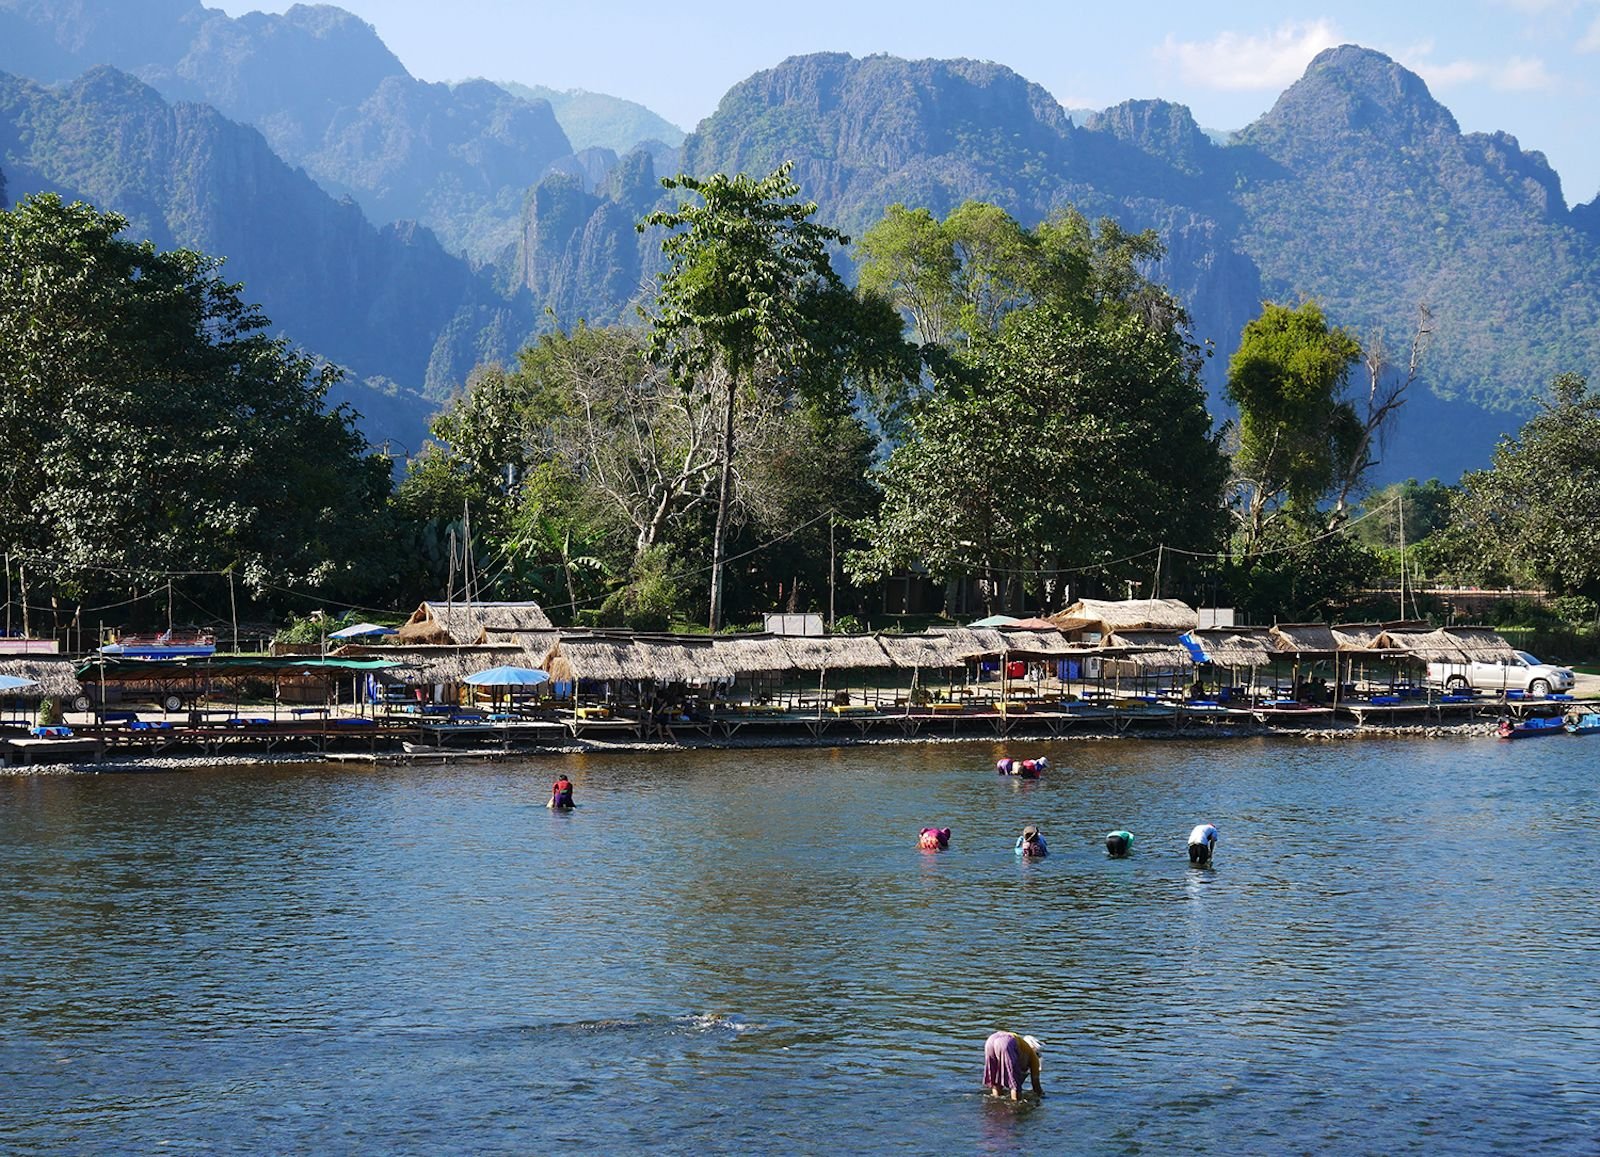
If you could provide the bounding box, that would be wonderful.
[462,665,551,687]
[329,622,399,639]
[0,674,38,690]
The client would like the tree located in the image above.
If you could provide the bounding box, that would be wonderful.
[640,162,913,628]
[1225,300,1364,558]
[395,325,718,616]
[856,204,958,348]
[0,194,391,620]
[1445,373,1600,598]
[857,201,1179,354]
[849,309,1228,613]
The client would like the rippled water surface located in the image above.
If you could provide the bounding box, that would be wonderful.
[5,736,1600,1153]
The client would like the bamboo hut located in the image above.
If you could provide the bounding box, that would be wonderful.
[1,656,82,704]
[1050,598,1200,640]
[1266,623,1340,697]
[1101,630,1194,691]
[397,600,554,646]
[771,634,894,709]
[541,636,637,685]
[710,634,797,676]
[1438,626,1519,663]
[873,630,994,709]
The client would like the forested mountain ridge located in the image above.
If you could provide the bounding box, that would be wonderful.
[0,0,574,260]
[659,47,1600,474]
[2,0,1596,481]
[1232,45,1598,414]
[0,65,525,448]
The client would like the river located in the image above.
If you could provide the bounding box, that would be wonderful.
[4,735,1599,1153]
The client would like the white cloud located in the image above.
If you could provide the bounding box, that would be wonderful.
[1415,54,1558,92]
[1580,14,1600,50]
[1157,21,1343,91]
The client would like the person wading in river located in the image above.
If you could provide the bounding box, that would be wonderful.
[982,1031,1044,1100]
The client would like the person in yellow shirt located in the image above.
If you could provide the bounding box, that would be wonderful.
[982,1031,1043,1100]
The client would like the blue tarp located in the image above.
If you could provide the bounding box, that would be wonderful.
[1178,631,1208,663]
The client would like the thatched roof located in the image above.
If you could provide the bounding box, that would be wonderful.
[1269,623,1339,655]
[1105,631,1194,667]
[336,643,525,685]
[875,629,989,669]
[397,600,554,645]
[1330,623,1395,652]
[962,627,1013,655]
[635,638,734,683]
[1051,598,1199,635]
[0,656,81,698]
[712,634,798,675]
[540,635,732,684]
[1186,628,1276,667]
[997,628,1089,658]
[779,634,894,671]
[1381,628,1470,664]
[542,637,634,683]
[1440,626,1519,663]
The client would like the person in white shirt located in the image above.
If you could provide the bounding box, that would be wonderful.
[1188,822,1218,865]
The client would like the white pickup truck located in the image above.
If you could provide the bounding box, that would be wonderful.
[1426,650,1576,696]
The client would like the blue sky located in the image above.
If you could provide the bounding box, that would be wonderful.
[214,1,1600,205]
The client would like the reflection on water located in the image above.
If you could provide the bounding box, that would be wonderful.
[5,736,1600,1152]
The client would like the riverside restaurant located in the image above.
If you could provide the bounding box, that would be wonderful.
[0,599,1576,766]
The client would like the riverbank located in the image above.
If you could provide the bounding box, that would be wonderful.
[0,715,1520,775]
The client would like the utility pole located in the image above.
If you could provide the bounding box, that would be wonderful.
[828,516,836,630]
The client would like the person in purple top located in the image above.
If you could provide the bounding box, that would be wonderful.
[918,827,951,850]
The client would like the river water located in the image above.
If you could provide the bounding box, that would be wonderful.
[4,735,1599,1154]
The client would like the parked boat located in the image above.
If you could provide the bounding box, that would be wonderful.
[1563,711,1600,735]
[98,630,216,660]
[1497,715,1567,739]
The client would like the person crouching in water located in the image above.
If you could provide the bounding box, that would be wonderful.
[919,826,952,850]
[550,774,575,809]
[1016,824,1047,858]
[983,1031,1044,1100]
[1188,822,1217,865]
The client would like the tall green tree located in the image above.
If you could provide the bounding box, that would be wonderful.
[640,161,911,628]
[850,200,1219,613]
[849,310,1227,612]
[1444,373,1600,598]
[0,194,391,623]
[1225,301,1364,559]
[857,201,1181,355]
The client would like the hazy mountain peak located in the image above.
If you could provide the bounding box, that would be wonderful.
[1246,44,1459,149]
[1084,99,1215,175]
[495,80,685,153]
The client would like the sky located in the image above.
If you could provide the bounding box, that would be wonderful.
[211,0,1600,205]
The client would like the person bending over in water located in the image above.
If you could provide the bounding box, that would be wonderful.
[550,774,575,809]
[919,827,952,850]
[1188,822,1217,865]
[1016,825,1048,858]
[983,1031,1044,1100]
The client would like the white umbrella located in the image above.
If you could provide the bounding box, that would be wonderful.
[329,622,399,639]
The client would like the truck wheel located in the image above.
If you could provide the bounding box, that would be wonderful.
[162,694,183,712]
[72,694,91,712]
[1529,679,1552,697]
[1445,675,1468,691]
